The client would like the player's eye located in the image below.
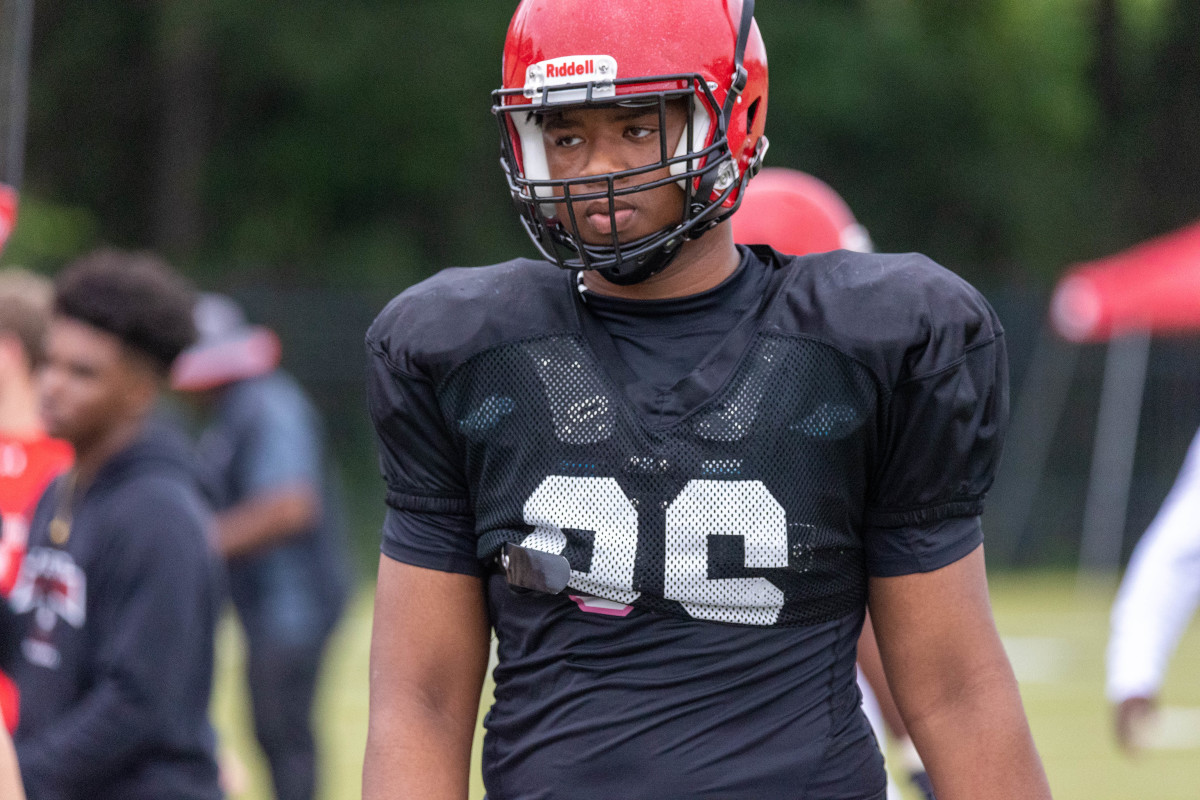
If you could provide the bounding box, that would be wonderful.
[626,125,656,140]
[67,363,97,381]
[552,134,584,148]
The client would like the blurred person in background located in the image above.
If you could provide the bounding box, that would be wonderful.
[1107,423,1200,754]
[9,248,222,799]
[0,723,23,800]
[0,269,73,737]
[172,293,351,800]
[0,574,26,799]
[731,166,934,800]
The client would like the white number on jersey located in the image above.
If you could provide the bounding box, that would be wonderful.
[521,476,789,625]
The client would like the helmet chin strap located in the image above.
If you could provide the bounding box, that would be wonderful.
[590,214,715,286]
[595,241,682,285]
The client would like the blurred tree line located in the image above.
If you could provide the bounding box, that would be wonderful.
[3,0,1199,290]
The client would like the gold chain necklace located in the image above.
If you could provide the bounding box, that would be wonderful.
[48,470,79,546]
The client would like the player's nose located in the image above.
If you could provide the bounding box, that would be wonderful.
[575,137,636,185]
[36,363,65,405]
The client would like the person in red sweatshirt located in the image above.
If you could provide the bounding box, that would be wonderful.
[0,269,73,735]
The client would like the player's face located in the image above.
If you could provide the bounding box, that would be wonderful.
[38,317,155,448]
[0,333,28,382]
[541,101,688,245]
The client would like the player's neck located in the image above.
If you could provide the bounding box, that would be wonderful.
[0,373,44,438]
[581,224,741,301]
[70,415,145,489]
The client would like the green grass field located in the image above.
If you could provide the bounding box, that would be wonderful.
[212,571,1200,799]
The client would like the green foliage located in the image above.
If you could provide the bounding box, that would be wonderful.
[192,0,529,286]
[760,0,1129,281]
[0,195,98,269]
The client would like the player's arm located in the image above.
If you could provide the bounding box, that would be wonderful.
[858,612,935,799]
[363,555,490,800]
[215,382,326,559]
[869,544,1051,800]
[0,726,24,800]
[214,482,319,558]
[856,612,906,738]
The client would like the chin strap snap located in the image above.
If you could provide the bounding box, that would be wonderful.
[596,234,685,285]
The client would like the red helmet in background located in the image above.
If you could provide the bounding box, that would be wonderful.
[731,167,873,255]
[493,0,768,284]
[0,185,17,254]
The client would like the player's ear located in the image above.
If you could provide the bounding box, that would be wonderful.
[0,332,22,370]
[120,347,168,415]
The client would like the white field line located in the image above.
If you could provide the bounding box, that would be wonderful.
[1144,707,1200,751]
[1000,635,1075,684]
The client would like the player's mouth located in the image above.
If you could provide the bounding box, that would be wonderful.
[580,200,636,237]
[38,405,66,438]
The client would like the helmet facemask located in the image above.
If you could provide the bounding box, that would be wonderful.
[494,75,751,284]
[492,0,766,285]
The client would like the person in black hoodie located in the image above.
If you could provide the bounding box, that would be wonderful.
[7,248,222,800]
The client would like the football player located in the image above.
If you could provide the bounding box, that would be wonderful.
[731,167,933,800]
[363,1,1051,798]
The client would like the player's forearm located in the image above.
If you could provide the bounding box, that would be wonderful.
[363,700,475,800]
[216,485,319,558]
[0,727,25,800]
[856,615,908,738]
[905,669,1051,800]
[365,558,489,799]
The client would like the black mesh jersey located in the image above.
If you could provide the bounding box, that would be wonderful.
[366,245,1008,799]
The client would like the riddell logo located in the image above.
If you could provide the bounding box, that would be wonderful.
[524,55,618,102]
[545,59,594,79]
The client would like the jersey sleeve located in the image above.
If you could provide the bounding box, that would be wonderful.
[862,281,1009,577]
[365,331,481,577]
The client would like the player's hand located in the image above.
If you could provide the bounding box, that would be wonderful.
[908,769,937,800]
[218,745,249,797]
[1114,695,1158,755]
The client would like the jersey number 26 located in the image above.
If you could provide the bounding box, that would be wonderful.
[521,475,789,625]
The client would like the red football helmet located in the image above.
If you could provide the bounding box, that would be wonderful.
[730,167,873,255]
[493,0,768,283]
